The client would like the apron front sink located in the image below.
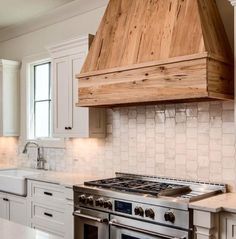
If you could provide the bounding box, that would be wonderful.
[0,169,40,196]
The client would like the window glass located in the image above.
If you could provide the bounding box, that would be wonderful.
[122,235,140,239]
[34,63,50,101]
[35,101,50,138]
[84,224,98,239]
[33,62,51,138]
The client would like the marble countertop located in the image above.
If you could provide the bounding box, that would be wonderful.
[0,165,101,188]
[0,218,59,239]
[25,170,101,188]
[189,193,236,213]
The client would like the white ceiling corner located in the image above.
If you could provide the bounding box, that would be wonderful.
[0,0,109,43]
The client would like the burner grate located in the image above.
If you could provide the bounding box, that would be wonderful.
[84,177,190,196]
[84,177,132,187]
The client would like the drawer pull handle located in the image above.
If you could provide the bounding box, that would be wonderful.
[44,192,53,196]
[44,212,53,217]
[3,198,8,201]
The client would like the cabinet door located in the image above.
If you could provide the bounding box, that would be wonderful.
[0,193,9,220]
[8,195,27,226]
[65,201,74,239]
[220,213,236,239]
[68,53,89,137]
[2,66,20,136]
[53,57,70,137]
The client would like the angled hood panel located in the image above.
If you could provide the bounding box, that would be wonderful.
[77,0,233,107]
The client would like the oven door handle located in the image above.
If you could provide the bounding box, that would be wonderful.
[109,219,186,239]
[73,210,108,223]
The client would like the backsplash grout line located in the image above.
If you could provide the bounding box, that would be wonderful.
[1,101,235,191]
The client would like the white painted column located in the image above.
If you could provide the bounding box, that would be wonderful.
[193,210,220,239]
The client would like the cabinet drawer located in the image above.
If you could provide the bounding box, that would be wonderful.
[65,187,73,201]
[32,203,65,233]
[29,180,65,207]
[32,223,64,238]
[220,213,236,239]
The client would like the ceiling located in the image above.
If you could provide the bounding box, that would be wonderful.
[0,0,75,30]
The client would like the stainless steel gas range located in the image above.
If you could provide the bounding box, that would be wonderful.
[73,173,226,239]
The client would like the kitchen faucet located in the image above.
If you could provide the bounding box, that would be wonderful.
[22,142,46,170]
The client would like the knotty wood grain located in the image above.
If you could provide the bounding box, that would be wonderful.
[79,56,208,106]
[77,0,233,107]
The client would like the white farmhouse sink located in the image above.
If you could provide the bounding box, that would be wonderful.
[0,169,40,196]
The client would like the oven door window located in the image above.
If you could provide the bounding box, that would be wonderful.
[84,224,98,239]
[74,208,109,239]
[122,235,140,239]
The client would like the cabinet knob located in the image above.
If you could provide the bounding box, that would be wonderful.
[65,127,72,130]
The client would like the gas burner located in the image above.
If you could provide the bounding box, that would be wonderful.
[85,177,191,197]
[84,177,131,187]
[83,173,226,200]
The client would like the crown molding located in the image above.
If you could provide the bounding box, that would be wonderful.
[47,34,91,58]
[229,0,236,6]
[0,0,108,43]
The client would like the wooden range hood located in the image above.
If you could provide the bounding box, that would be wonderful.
[77,0,234,107]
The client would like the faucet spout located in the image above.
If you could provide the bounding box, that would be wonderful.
[22,142,39,154]
[22,141,46,170]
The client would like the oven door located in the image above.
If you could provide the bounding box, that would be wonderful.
[109,215,189,239]
[74,207,109,239]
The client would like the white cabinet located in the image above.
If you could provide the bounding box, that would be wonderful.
[65,203,73,239]
[8,194,27,225]
[65,187,74,239]
[0,60,20,136]
[48,35,106,138]
[32,223,64,238]
[0,192,27,226]
[27,180,74,239]
[220,213,236,239]
[0,193,9,220]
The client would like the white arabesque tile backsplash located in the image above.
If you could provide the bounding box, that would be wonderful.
[0,101,236,191]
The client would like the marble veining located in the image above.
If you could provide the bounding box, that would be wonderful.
[0,101,235,191]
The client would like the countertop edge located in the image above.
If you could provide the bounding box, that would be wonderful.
[189,193,236,214]
[189,204,222,213]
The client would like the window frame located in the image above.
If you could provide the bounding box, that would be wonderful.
[33,62,52,138]
[21,53,65,148]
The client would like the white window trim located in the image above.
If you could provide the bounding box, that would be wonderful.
[21,52,65,148]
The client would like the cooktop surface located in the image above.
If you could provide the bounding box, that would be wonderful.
[84,177,190,196]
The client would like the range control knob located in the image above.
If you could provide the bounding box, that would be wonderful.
[134,207,144,217]
[95,198,104,207]
[164,211,175,223]
[145,208,155,219]
[104,200,112,210]
[87,196,94,206]
[79,194,86,204]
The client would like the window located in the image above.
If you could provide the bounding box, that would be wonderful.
[22,53,64,148]
[30,62,51,139]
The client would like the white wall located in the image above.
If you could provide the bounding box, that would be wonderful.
[0,0,233,61]
[0,6,106,60]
